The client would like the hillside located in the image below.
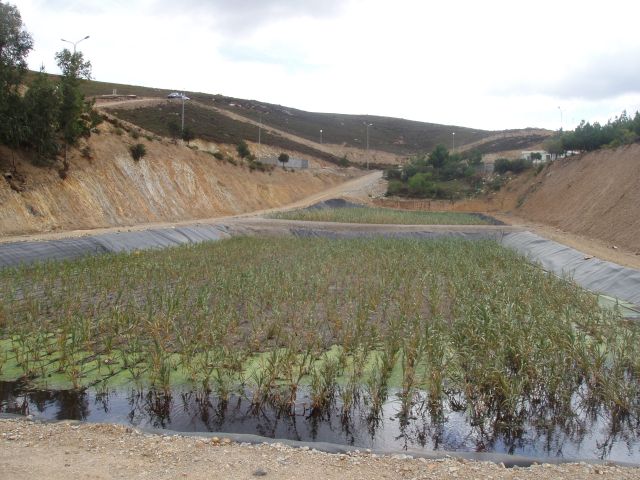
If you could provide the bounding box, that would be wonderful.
[0,123,358,237]
[78,77,550,161]
[514,144,640,253]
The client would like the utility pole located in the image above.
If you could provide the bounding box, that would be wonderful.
[452,132,455,153]
[320,129,323,144]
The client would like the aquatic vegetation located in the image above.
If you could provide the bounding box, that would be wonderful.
[267,207,491,225]
[1,236,638,440]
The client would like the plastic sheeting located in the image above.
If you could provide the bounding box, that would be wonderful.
[0,225,231,268]
[501,231,640,308]
[1,222,638,310]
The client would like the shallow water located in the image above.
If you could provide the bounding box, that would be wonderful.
[2,380,639,463]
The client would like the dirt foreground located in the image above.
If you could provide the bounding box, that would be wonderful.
[1,418,638,480]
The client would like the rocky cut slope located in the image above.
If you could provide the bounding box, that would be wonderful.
[0,126,357,237]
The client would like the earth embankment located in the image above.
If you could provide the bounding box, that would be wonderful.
[513,144,640,253]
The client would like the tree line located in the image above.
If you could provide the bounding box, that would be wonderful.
[385,145,484,199]
[546,110,640,154]
[0,1,99,175]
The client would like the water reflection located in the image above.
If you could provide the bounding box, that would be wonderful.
[1,380,639,463]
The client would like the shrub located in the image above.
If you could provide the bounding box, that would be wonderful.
[80,146,92,160]
[386,179,406,196]
[237,140,251,159]
[129,143,147,161]
[130,129,140,140]
[384,168,402,180]
[494,158,532,174]
[212,152,224,160]
[407,172,434,197]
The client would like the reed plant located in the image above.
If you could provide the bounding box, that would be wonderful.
[0,236,637,433]
[268,207,490,225]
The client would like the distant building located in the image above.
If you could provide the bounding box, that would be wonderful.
[520,151,556,163]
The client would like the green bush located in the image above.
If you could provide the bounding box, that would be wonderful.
[212,152,224,160]
[386,179,406,196]
[384,168,402,180]
[237,140,251,158]
[129,143,146,161]
[408,172,435,197]
[494,158,532,174]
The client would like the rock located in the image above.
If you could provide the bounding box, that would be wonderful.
[252,468,268,476]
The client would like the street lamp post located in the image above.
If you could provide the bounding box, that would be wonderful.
[452,132,455,153]
[364,122,373,170]
[258,114,262,160]
[558,106,563,132]
[181,94,186,132]
[320,129,323,144]
[60,35,90,53]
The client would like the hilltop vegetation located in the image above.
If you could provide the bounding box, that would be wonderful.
[546,110,640,153]
[0,2,98,174]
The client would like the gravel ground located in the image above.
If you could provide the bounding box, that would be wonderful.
[1,418,639,479]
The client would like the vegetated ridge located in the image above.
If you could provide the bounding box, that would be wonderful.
[81,77,551,163]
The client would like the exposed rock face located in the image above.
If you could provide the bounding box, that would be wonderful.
[0,133,354,237]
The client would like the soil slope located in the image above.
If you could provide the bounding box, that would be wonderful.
[514,144,640,253]
[0,128,359,237]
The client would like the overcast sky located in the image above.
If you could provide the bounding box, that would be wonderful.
[11,0,640,131]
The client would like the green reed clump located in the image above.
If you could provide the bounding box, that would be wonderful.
[268,206,490,225]
[0,236,637,431]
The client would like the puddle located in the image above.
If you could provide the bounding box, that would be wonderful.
[2,380,639,463]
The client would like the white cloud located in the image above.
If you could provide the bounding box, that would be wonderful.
[11,0,640,130]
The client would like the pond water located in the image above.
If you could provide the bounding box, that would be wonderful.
[2,380,639,463]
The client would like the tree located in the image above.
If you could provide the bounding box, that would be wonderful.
[0,1,33,154]
[23,68,60,165]
[55,48,92,173]
[0,2,33,96]
[181,126,195,144]
[167,119,181,141]
[428,144,449,169]
[278,152,289,168]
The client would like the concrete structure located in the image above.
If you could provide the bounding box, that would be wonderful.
[261,156,309,169]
